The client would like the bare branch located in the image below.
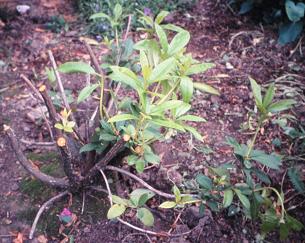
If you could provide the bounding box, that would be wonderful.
[105,166,194,199]
[47,50,71,112]
[5,127,69,188]
[29,190,69,239]
[20,74,43,102]
[20,139,56,147]
[20,75,54,140]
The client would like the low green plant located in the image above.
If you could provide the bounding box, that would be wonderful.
[181,79,302,240]
[46,7,303,240]
[77,0,196,36]
[108,189,155,226]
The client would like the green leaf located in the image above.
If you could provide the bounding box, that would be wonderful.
[135,159,145,173]
[173,185,181,202]
[151,119,185,132]
[90,12,111,20]
[108,114,138,123]
[137,208,154,227]
[288,167,305,193]
[180,76,193,103]
[110,66,142,90]
[58,62,96,74]
[168,30,190,56]
[99,133,117,141]
[239,0,254,14]
[113,3,122,21]
[285,0,305,22]
[155,24,168,51]
[148,57,176,83]
[79,143,99,153]
[223,189,233,208]
[278,21,303,45]
[286,214,304,231]
[55,123,64,130]
[127,155,139,165]
[144,151,160,164]
[177,115,206,122]
[107,204,126,219]
[174,103,191,117]
[196,173,212,190]
[249,78,262,108]
[150,100,184,115]
[159,201,176,209]
[279,223,289,240]
[263,83,275,108]
[77,84,99,103]
[155,11,169,24]
[193,82,219,95]
[261,209,280,233]
[112,195,129,206]
[268,99,296,113]
[250,150,282,170]
[234,189,250,210]
[184,125,204,141]
[130,189,155,206]
[185,63,215,75]
[252,169,271,184]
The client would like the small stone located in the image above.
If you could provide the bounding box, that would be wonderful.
[16,5,30,14]
[225,62,234,70]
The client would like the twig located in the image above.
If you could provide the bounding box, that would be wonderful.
[29,190,69,239]
[107,15,133,115]
[47,50,71,112]
[5,127,69,188]
[289,35,304,58]
[83,42,111,106]
[105,166,194,199]
[168,210,184,234]
[20,139,56,147]
[20,75,54,140]
[20,74,43,102]
[123,15,132,41]
[81,191,86,215]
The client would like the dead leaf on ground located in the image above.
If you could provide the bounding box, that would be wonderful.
[13,232,23,243]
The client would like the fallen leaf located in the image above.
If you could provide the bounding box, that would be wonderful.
[13,232,23,243]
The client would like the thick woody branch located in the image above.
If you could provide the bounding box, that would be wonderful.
[5,127,69,188]
[82,139,126,185]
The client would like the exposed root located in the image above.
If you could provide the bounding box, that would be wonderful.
[29,190,69,239]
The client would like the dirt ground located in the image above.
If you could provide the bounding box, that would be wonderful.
[0,0,304,242]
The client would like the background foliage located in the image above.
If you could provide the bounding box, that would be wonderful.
[229,0,305,44]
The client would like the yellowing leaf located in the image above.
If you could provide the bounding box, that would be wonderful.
[159,201,176,209]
